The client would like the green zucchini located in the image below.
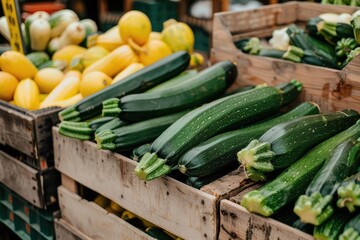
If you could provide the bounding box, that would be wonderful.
[294,138,360,225]
[59,116,117,140]
[178,102,319,178]
[26,51,50,68]
[146,69,198,93]
[222,85,256,97]
[336,38,358,58]
[337,172,360,212]
[319,21,354,45]
[95,110,190,152]
[102,61,237,121]
[240,119,360,217]
[131,143,152,162]
[339,213,360,240]
[94,118,128,135]
[145,227,174,240]
[238,110,360,182]
[313,210,353,240]
[58,51,190,122]
[259,48,286,59]
[134,80,303,181]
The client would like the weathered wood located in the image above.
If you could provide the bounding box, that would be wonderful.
[230,183,263,205]
[53,128,218,240]
[212,2,360,113]
[218,200,312,240]
[58,186,156,240]
[55,218,91,240]
[61,173,78,193]
[0,150,42,207]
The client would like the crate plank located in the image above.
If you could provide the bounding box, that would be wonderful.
[55,218,91,240]
[53,128,218,240]
[218,200,312,240]
[0,150,41,207]
[58,186,155,240]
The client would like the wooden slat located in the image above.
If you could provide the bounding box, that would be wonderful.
[218,200,312,240]
[54,218,91,240]
[0,103,35,157]
[0,150,42,208]
[53,128,218,240]
[58,186,155,240]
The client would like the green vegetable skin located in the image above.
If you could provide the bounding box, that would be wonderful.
[240,119,360,217]
[134,81,303,181]
[238,110,360,182]
[339,213,360,240]
[58,51,190,122]
[337,171,360,212]
[177,102,320,178]
[102,61,237,122]
[294,138,360,226]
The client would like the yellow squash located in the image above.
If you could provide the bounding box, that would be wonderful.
[118,10,151,51]
[112,63,144,84]
[80,71,112,97]
[81,46,109,68]
[13,78,40,110]
[48,93,82,108]
[1,51,38,80]
[96,26,124,51]
[139,40,172,66]
[82,45,139,77]
[40,70,81,108]
[161,19,195,54]
[52,45,87,66]
[0,71,18,101]
[34,68,64,94]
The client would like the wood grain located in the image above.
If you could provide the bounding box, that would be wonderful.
[58,186,155,240]
[55,218,91,240]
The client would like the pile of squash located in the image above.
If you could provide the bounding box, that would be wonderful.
[0,9,202,111]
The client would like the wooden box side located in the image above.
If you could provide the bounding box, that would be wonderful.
[0,150,43,208]
[54,218,91,240]
[58,186,155,240]
[219,200,313,240]
[53,128,218,240]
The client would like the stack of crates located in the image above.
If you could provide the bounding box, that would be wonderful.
[132,0,179,32]
[0,184,55,240]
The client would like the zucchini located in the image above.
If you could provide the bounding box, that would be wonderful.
[131,143,152,162]
[339,213,360,240]
[58,51,190,122]
[238,110,360,182]
[145,227,174,240]
[26,52,50,68]
[59,116,117,140]
[240,119,360,217]
[38,60,67,71]
[337,172,360,212]
[336,38,358,58]
[102,61,237,121]
[94,118,128,135]
[319,21,354,45]
[146,69,198,93]
[134,81,303,181]
[95,110,190,152]
[259,48,286,59]
[294,138,360,225]
[313,210,353,240]
[178,102,319,178]
[222,85,256,97]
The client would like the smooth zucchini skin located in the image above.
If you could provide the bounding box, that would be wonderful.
[131,143,152,162]
[103,61,238,122]
[59,51,190,122]
[294,138,360,226]
[240,120,360,217]
[94,118,128,135]
[95,110,190,152]
[134,82,303,181]
[337,171,360,212]
[238,110,360,181]
[177,102,319,178]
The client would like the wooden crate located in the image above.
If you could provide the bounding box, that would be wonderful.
[211,1,360,113]
[55,218,91,240]
[57,186,155,240]
[0,149,59,209]
[53,127,258,240]
[219,200,312,240]
[0,101,60,170]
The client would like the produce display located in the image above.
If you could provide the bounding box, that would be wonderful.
[0,9,200,111]
[235,10,360,69]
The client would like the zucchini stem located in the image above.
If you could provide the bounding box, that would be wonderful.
[240,190,274,217]
[293,192,334,226]
[339,227,360,240]
[95,129,118,150]
[337,182,360,212]
[102,98,122,117]
[59,121,93,140]
[237,139,275,182]
[59,106,81,122]
[134,153,172,180]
